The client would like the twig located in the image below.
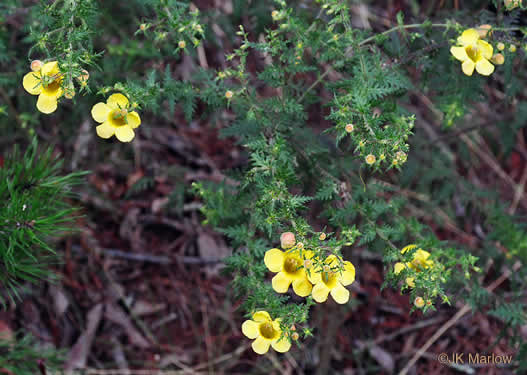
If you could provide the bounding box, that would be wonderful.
[399,261,521,375]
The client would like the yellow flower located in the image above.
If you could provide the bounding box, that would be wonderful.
[23,61,63,114]
[242,311,291,354]
[264,248,314,297]
[308,255,355,304]
[450,28,494,76]
[394,245,434,288]
[91,93,141,142]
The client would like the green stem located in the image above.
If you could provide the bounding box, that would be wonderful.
[358,23,449,46]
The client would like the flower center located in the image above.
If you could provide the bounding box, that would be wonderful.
[42,75,61,96]
[259,322,276,340]
[283,257,301,274]
[321,267,338,288]
[465,45,481,62]
[110,109,128,126]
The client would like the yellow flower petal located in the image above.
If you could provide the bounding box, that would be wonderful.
[126,111,141,129]
[91,103,111,123]
[406,277,415,288]
[115,126,135,142]
[96,122,116,139]
[457,29,479,46]
[22,72,42,95]
[475,59,494,76]
[330,283,350,304]
[264,248,284,273]
[394,262,406,275]
[340,261,356,286]
[477,40,493,60]
[241,320,259,339]
[307,269,321,284]
[401,244,417,254]
[271,337,291,353]
[41,61,59,76]
[252,336,271,354]
[107,93,129,109]
[450,46,468,62]
[462,60,475,76]
[292,277,313,297]
[311,282,330,303]
[252,311,271,323]
[36,94,57,114]
[272,272,292,293]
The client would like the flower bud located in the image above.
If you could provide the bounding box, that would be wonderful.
[225,90,233,99]
[345,123,354,133]
[139,23,147,31]
[178,40,186,49]
[280,232,296,249]
[296,242,304,249]
[497,42,505,51]
[303,259,313,269]
[365,154,376,165]
[319,232,326,241]
[30,60,43,72]
[491,53,505,65]
[509,44,517,53]
[78,69,89,82]
[476,24,492,38]
[414,297,425,308]
[291,332,299,341]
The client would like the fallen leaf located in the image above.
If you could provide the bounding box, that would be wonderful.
[65,304,103,371]
[104,303,150,348]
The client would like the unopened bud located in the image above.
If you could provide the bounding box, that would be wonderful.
[291,332,299,340]
[78,69,89,82]
[139,23,147,31]
[178,40,186,49]
[491,53,505,65]
[497,42,505,51]
[225,90,233,99]
[296,242,304,249]
[280,232,296,249]
[476,24,492,38]
[31,60,43,72]
[365,154,376,165]
[414,297,425,308]
[303,259,312,269]
[319,232,326,241]
[345,124,354,133]
[509,44,517,53]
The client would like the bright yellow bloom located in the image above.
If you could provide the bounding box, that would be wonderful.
[91,93,141,142]
[308,255,355,304]
[450,28,494,76]
[394,245,434,288]
[264,248,314,297]
[242,311,291,354]
[23,61,63,114]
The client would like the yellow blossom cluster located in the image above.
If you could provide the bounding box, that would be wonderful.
[264,232,356,304]
[23,60,142,142]
[393,244,434,288]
